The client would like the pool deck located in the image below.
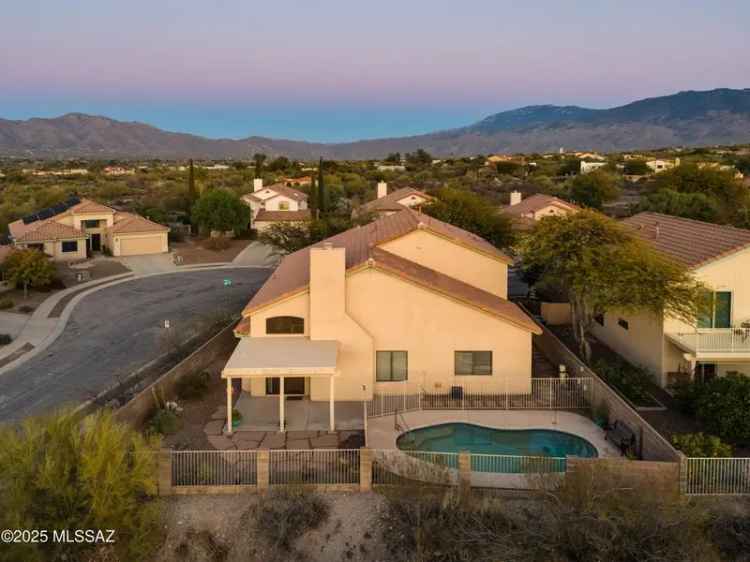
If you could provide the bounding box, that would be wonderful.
[367,410,621,458]
[368,410,621,489]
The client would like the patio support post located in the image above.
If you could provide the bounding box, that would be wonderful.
[226,378,233,435]
[279,377,285,432]
[329,376,335,432]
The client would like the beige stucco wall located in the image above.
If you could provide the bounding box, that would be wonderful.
[348,268,532,394]
[591,311,666,385]
[264,195,302,212]
[378,229,508,298]
[19,239,87,261]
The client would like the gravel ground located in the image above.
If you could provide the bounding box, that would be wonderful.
[155,492,388,562]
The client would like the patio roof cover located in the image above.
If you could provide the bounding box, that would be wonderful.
[222,337,338,378]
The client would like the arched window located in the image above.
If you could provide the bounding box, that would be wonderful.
[266,316,304,334]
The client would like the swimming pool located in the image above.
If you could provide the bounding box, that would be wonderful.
[396,423,597,472]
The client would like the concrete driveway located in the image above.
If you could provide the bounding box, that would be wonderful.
[116,253,178,275]
[0,268,270,422]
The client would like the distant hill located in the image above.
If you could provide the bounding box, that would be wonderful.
[1,88,750,160]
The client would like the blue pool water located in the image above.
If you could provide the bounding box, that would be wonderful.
[397,423,597,472]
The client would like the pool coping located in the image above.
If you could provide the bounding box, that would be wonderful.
[368,410,622,459]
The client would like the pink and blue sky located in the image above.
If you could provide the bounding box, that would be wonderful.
[2,0,749,142]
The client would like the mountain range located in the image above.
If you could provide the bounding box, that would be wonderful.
[1,88,749,160]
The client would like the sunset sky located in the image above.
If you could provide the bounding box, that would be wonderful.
[2,0,749,142]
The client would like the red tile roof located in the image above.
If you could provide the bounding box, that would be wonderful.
[623,212,750,269]
[255,209,312,222]
[109,212,169,234]
[15,221,86,243]
[243,208,511,315]
[360,187,433,213]
[501,194,579,217]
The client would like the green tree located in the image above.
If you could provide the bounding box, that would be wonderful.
[624,159,651,175]
[317,157,326,216]
[679,374,750,443]
[258,215,367,254]
[187,159,197,211]
[2,249,56,298]
[423,187,515,249]
[671,432,733,458]
[520,210,706,361]
[384,152,401,163]
[636,189,721,222]
[406,149,433,166]
[267,156,292,172]
[0,409,160,561]
[567,170,620,209]
[557,158,581,176]
[308,175,319,218]
[495,161,523,176]
[191,189,250,235]
[252,153,267,177]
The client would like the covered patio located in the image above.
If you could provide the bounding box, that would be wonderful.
[222,336,362,433]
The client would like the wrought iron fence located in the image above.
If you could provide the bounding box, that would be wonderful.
[172,450,258,486]
[269,449,360,485]
[684,457,750,495]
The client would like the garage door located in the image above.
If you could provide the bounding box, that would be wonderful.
[119,235,164,256]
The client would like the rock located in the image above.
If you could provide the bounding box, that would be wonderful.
[286,439,311,450]
[207,435,236,450]
[203,419,225,436]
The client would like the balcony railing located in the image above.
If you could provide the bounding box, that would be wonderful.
[667,328,750,354]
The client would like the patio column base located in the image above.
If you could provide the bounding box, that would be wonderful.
[226,377,233,435]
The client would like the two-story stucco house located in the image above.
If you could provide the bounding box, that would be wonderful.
[242,179,311,232]
[592,212,750,388]
[356,182,433,218]
[500,192,580,230]
[222,208,540,432]
[8,197,169,260]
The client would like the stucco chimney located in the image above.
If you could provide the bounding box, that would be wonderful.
[253,178,263,192]
[509,191,523,206]
[377,181,388,199]
[309,245,346,332]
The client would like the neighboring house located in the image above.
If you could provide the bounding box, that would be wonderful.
[592,212,750,387]
[356,182,433,218]
[281,176,313,187]
[103,166,136,176]
[8,196,169,261]
[241,179,311,233]
[24,168,89,177]
[580,161,607,174]
[375,164,406,172]
[646,158,680,173]
[222,208,540,431]
[500,192,580,230]
[574,152,605,161]
[696,162,744,179]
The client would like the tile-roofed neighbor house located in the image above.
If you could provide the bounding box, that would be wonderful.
[242,179,311,233]
[500,192,580,225]
[593,212,750,389]
[220,206,538,433]
[8,198,169,260]
[357,183,433,217]
[622,212,750,269]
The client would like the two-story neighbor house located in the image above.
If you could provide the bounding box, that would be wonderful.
[592,212,750,387]
[500,192,580,230]
[356,182,433,218]
[222,208,540,432]
[8,197,169,260]
[242,179,311,232]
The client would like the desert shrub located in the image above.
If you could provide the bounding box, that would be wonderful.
[593,357,658,407]
[677,374,750,443]
[148,408,183,435]
[175,370,211,400]
[710,510,750,562]
[672,432,733,457]
[18,304,34,313]
[174,529,229,562]
[203,235,231,251]
[255,487,330,552]
[0,409,161,562]
[0,334,12,345]
[0,296,13,309]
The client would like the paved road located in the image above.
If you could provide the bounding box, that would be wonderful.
[0,268,270,422]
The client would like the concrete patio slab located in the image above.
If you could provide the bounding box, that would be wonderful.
[203,420,224,436]
[207,435,236,450]
[232,394,365,432]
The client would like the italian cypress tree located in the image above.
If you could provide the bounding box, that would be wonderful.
[309,176,319,218]
[187,159,197,218]
[317,157,326,216]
